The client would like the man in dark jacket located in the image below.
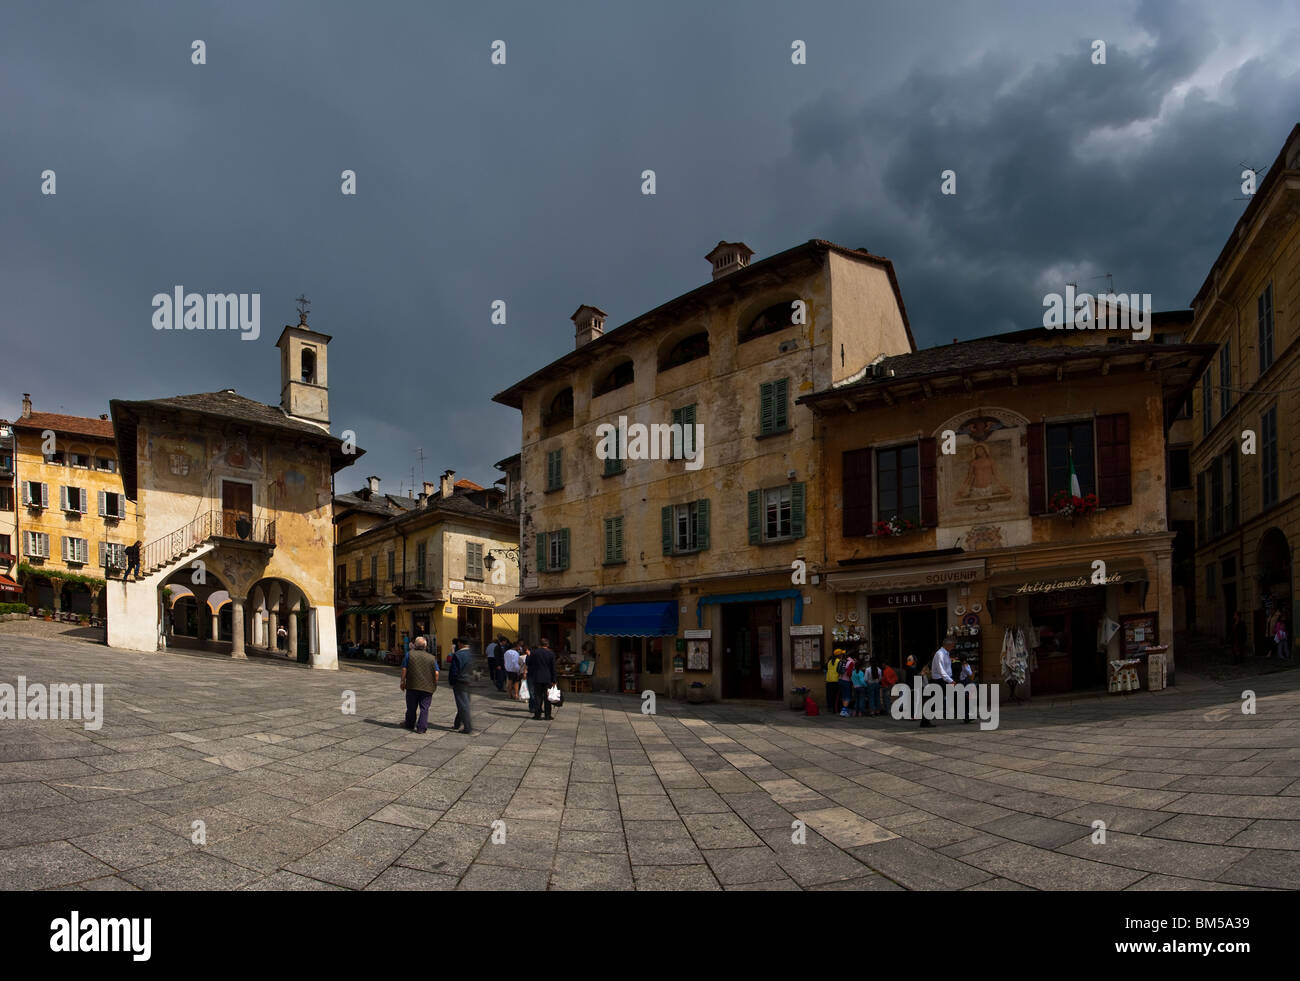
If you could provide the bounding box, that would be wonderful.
[400,637,439,734]
[526,637,558,720]
[448,637,475,735]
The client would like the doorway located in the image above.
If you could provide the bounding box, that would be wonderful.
[722,602,783,699]
[871,606,944,671]
[221,480,253,537]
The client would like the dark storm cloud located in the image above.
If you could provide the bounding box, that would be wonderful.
[1,0,1295,490]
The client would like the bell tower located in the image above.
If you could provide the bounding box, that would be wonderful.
[275,295,331,431]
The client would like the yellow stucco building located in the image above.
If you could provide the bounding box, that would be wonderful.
[10,395,138,618]
[105,312,360,666]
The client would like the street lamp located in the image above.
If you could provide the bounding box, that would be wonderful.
[484,549,519,570]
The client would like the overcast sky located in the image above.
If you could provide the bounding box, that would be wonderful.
[2,0,1297,493]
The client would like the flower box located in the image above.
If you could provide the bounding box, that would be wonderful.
[1049,490,1098,519]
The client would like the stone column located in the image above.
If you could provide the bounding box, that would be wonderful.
[231,599,246,659]
[211,611,220,642]
[49,577,63,614]
[269,611,278,650]
[307,608,318,656]
[288,611,298,658]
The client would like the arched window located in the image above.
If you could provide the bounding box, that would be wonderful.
[301,348,316,384]
[544,388,574,427]
[593,360,635,398]
[659,331,710,372]
[740,301,798,344]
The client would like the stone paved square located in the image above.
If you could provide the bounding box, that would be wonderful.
[2,631,1299,890]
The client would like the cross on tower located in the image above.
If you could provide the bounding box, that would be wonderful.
[295,294,311,325]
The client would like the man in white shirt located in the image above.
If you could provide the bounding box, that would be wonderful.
[503,642,522,700]
[930,635,956,724]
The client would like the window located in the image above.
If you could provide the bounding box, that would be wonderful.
[61,486,88,514]
[748,484,806,543]
[1220,448,1238,533]
[660,331,710,371]
[1219,342,1231,417]
[1210,458,1225,538]
[603,437,624,476]
[604,517,624,563]
[759,379,789,435]
[876,444,920,526]
[62,536,89,564]
[1259,283,1274,375]
[546,449,563,491]
[740,301,797,344]
[535,530,570,572]
[302,348,316,384]
[354,558,362,580]
[24,531,50,558]
[1197,471,1207,544]
[337,565,347,590]
[670,404,696,460]
[1202,375,1212,436]
[387,550,395,581]
[1175,394,1192,420]
[0,486,11,511]
[662,500,710,554]
[44,450,64,466]
[96,456,116,472]
[593,360,634,398]
[1262,407,1279,509]
[69,452,91,469]
[466,542,484,581]
[100,542,127,569]
[0,450,13,472]
[23,481,49,508]
[98,491,126,518]
[0,533,10,556]
[415,543,427,585]
[544,388,574,427]
[1046,421,1096,498]
[370,554,378,582]
[1168,447,1192,491]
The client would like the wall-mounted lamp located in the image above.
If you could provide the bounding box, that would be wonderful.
[484,549,520,570]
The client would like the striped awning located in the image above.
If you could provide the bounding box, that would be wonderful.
[495,594,588,615]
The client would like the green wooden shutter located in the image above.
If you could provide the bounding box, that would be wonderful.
[759,383,774,434]
[791,482,806,538]
[696,498,710,550]
[604,519,614,563]
[671,407,683,459]
[748,490,761,544]
[683,404,696,456]
[614,516,623,561]
[662,506,673,555]
[773,378,789,431]
[536,533,547,572]
[558,528,570,570]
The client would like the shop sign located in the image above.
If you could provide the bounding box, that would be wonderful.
[879,589,947,608]
[683,629,712,639]
[1015,574,1120,594]
[790,624,823,635]
[449,580,465,591]
[451,589,496,609]
[827,559,985,593]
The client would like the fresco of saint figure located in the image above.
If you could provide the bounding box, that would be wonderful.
[957,442,1012,501]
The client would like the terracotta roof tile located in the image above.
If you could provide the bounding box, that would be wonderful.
[14,412,115,440]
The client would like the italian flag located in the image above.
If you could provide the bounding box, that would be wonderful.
[1069,448,1082,499]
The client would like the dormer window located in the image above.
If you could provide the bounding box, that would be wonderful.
[593,360,635,398]
[301,348,316,384]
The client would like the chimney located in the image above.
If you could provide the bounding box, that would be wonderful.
[21,394,32,418]
[705,241,754,281]
[99,413,109,421]
[423,480,438,504]
[439,471,455,499]
[416,491,426,508]
[367,475,380,495]
[571,305,608,348]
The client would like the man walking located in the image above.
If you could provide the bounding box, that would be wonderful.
[123,540,142,581]
[400,636,439,734]
[485,635,503,691]
[448,637,475,735]
[930,635,956,724]
[526,636,558,721]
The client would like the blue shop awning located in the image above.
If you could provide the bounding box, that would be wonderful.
[585,601,678,637]
[696,589,803,627]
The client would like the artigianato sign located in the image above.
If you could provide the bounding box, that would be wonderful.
[1015,573,1122,594]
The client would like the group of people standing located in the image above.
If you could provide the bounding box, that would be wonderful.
[485,635,560,720]
[824,635,973,727]
[1231,609,1292,663]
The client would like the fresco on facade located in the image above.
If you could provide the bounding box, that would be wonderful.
[209,435,265,475]
[939,413,1024,524]
[145,429,206,485]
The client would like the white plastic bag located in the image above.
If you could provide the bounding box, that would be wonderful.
[547,684,562,705]
[518,680,530,703]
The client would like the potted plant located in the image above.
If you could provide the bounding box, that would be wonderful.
[1049,490,1099,519]
[874,514,916,537]
[789,685,811,710]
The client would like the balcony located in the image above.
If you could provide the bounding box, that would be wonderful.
[394,576,435,599]
[142,510,276,575]
[347,577,376,598]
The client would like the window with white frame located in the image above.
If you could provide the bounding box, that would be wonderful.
[764,486,792,540]
[61,486,88,513]
[24,531,50,558]
[99,490,126,518]
[63,536,89,563]
[23,481,49,507]
[101,542,127,569]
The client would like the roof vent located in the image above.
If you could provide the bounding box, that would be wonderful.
[705,241,755,281]
[572,305,608,349]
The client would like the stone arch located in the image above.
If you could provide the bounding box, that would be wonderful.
[248,575,319,661]
[657,323,711,372]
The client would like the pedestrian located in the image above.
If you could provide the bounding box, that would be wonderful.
[504,641,522,700]
[526,636,558,721]
[485,635,501,691]
[276,624,288,652]
[905,653,932,728]
[880,660,898,715]
[448,636,475,735]
[930,635,956,724]
[850,661,867,717]
[825,648,844,714]
[123,540,142,581]
[838,649,856,717]
[1276,614,1291,660]
[865,658,883,716]
[400,636,439,734]
[958,658,974,723]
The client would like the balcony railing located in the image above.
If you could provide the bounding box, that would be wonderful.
[142,510,276,575]
[347,577,376,598]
